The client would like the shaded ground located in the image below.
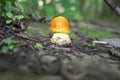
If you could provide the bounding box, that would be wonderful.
[0,20,120,80]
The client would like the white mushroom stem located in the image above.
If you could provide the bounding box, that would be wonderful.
[51,33,71,45]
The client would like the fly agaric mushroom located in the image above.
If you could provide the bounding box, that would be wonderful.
[50,16,71,45]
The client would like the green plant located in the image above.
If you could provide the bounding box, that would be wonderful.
[15,0,39,17]
[0,0,40,24]
[34,43,43,49]
[88,42,96,48]
[5,12,24,24]
[2,37,20,53]
[110,47,118,54]
[110,47,120,57]
[0,0,25,24]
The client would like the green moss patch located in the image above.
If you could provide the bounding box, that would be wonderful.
[78,27,118,39]
[26,22,50,37]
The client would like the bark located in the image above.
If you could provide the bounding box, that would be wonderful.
[104,0,120,16]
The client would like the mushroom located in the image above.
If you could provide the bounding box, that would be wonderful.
[50,16,71,45]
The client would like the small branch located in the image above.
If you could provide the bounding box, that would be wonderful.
[15,33,39,42]
[104,0,120,16]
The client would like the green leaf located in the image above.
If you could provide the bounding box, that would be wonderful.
[34,43,43,48]
[5,1,12,12]
[13,47,19,53]
[8,45,14,49]
[15,2,25,13]
[2,46,9,53]
[6,20,12,24]
[6,12,13,18]
[4,37,13,44]
[14,15,24,19]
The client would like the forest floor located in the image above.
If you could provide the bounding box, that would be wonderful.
[0,19,120,80]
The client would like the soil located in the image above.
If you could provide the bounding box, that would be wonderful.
[0,19,120,80]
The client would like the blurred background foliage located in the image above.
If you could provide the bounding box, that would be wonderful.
[79,0,120,21]
[42,0,83,21]
[0,0,120,22]
[0,0,120,40]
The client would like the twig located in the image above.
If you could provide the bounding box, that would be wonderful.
[15,33,40,42]
[104,0,120,16]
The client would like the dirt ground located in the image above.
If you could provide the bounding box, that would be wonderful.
[0,20,120,80]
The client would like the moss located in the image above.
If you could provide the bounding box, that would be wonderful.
[69,31,79,40]
[78,27,118,39]
[26,22,50,37]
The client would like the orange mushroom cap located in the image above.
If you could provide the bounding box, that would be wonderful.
[50,16,70,34]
